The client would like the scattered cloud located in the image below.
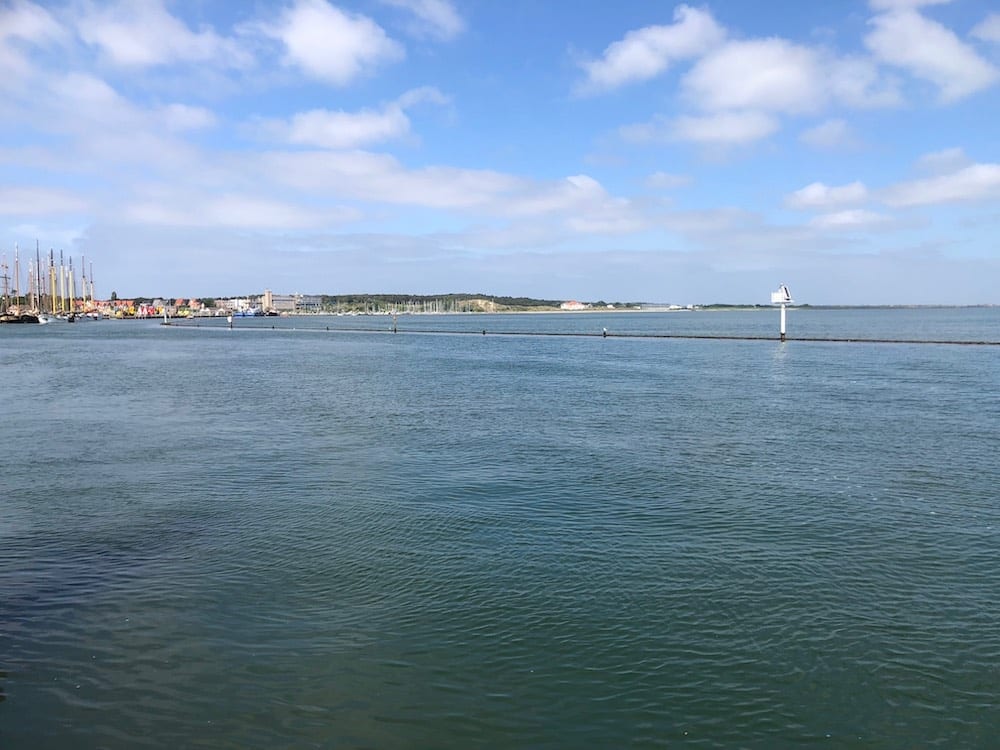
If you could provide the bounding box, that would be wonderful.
[883,163,1000,206]
[0,0,67,83]
[0,186,89,216]
[576,5,725,94]
[915,147,971,175]
[262,87,447,149]
[76,0,251,68]
[261,149,524,210]
[799,119,858,149]
[160,103,218,132]
[286,107,410,149]
[682,38,825,114]
[868,0,953,10]
[670,111,780,145]
[865,8,999,101]
[787,181,869,210]
[261,0,404,85]
[827,56,902,108]
[971,13,1000,43]
[0,0,66,45]
[621,111,779,146]
[381,0,464,41]
[809,209,891,230]
[124,193,355,229]
[396,85,450,108]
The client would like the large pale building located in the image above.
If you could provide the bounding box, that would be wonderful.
[262,289,322,313]
[263,290,296,313]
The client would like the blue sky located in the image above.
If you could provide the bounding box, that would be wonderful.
[2,0,999,304]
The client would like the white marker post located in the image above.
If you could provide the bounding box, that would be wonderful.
[770,284,793,342]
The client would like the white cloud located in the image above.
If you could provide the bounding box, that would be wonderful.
[0,186,88,216]
[76,0,250,68]
[49,72,126,119]
[287,106,411,149]
[160,104,217,132]
[254,149,639,230]
[915,147,970,175]
[125,193,355,229]
[503,174,602,216]
[497,175,645,233]
[577,5,725,93]
[0,0,68,83]
[799,119,858,149]
[827,56,902,108]
[683,38,827,114]
[396,85,450,108]
[670,111,780,145]
[883,163,1000,206]
[787,181,869,210]
[264,0,404,85]
[0,0,66,44]
[971,13,1000,43]
[262,149,523,209]
[381,0,464,40]
[20,73,211,174]
[809,209,890,230]
[566,203,645,234]
[621,111,779,146]
[865,9,999,101]
[267,87,447,149]
[868,0,953,9]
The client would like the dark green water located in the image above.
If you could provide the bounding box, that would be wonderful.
[2,311,999,748]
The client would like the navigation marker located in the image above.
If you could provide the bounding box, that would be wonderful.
[770,284,793,342]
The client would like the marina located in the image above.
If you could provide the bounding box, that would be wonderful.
[0,244,99,324]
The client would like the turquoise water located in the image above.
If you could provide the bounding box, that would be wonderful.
[2,310,999,748]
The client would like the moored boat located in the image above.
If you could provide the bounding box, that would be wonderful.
[0,312,41,324]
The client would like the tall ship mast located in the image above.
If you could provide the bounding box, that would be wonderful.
[68,257,76,313]
[58,250,66,313]
[13,243,20,313]
[49,250,57,315]
[36,242,44,313]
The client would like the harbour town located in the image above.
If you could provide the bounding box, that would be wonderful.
[2,247,664,322]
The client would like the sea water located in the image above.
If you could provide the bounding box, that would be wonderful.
[2,309,998,748]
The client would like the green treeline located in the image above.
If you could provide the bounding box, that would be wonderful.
[317,293,572,312]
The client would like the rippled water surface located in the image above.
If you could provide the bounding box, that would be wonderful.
[2,310,999,748]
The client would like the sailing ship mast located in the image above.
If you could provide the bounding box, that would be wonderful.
[36,242,43,313]
[13,243,20,313]
[68,257,76,314]
[58,250,66,313]
[49,250,57,314]
[0,253,8,314]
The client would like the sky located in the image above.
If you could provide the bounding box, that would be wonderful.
[2,0,1000,304]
